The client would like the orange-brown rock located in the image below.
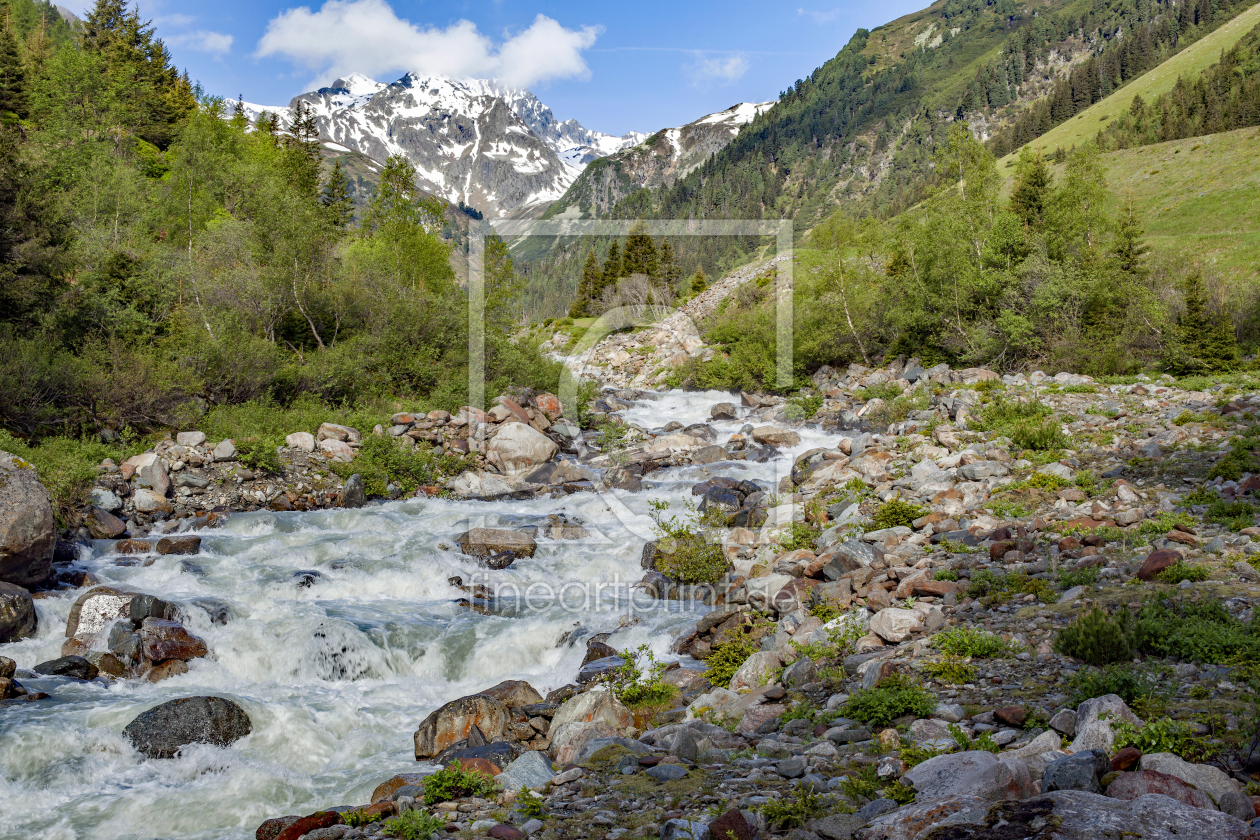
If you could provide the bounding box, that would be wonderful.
[371,772,428,803]
[1137,549,1183,581]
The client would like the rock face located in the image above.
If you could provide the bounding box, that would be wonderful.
[1105,769,1217,810]
[0,581,37,643]
[486,423,557,476]
[1137,751,1243,803]
[123,696,252,759]
[414,695,510,759]
[0,450,56,587]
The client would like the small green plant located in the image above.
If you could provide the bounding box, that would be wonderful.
[704,638,761,689]
[330,434,469,496]
[758,782,832,830]
[516,788,546,819]
[1182,486,1218,506]
[421,762,499,805]
[920,656,977,684]
[381,809,446,839]
[1022,472,1070,491]
[233,437,284,475]
[949,723,1000,753]
[899,741,949,767]
[837,765,880,799]
[781,521,822,551]
[1155,561,1211,585]
[603,644,677,709]
[1107,715,1215,763]
[841,674,937,727]
[933,626,1014,658]
[1134,597,1260,663]
[856,381,905,402]
[786,392,824,420]
[870,498,928,530]
[790,619,864,665]
[1065,662,1171,711]
[881,781,917,805]
[809,600,845,623]
[343,809,387,828]
[1053,606,1138,666]
[648,500,729,584]
[1206,500,1257,531]
[932,568,959,581]
[780,700,817,724]
[1058,566,1101,589]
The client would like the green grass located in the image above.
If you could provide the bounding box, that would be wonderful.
[1005,2,1260,161]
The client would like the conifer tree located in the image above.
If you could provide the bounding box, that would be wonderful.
[229,94,248,131]
[690,266,707,295]
[0,7,27,122]
[602,240,622,288]
[570,250,601,317]
[1167,270,1238,373]
[285,100,322,199]
[320,159,354,227]
[1009,147,1050,229]
[255,110,278,139]
[622,220,659,277]
[1110,200,1150,279]
[21,12,53,78]
[658,239,681,287]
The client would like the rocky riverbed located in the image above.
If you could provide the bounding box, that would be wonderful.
[5,360,1260,840]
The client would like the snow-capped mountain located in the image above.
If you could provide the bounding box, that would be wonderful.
[545,101,775,220]
[237,73,639,217]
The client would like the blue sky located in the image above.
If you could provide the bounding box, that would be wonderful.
[62,0,926,136]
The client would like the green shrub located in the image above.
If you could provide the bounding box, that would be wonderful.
[649,502,729,584]
[515,788,545,820]
[704,638,761,689]
[780,521,822,551]
[870,498,927,530]
[381,809,446,839]
[1206,500,1257,531]
[1058,566,1101,588]
[1053,606,1139,666]
[881,781,917,805]
[785,392,823,420]
[933,568,959,581]
[1134,598,1260,663]
[1108,716,1214,763]
[920,656,977,684]
[331,435,469,497]
[603,645,677,709]
[343,809,386,828]
[836,766,879,799]
[1020,472,1071,491]
[421,762,499,805]
[1065,663,1171,711]
[758,782,833,830]
[933,626,1014,658]
[1010,419,1069,452]
[840,674,937,727]
[233,437,283,475]
[1182,486,1218,506]
[949,723,1000,753]
[0,430,142,525]
[856,381,905,402]
[1155,562,1210,585]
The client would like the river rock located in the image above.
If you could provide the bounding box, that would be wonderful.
[1105,769,1217,810]
[340,474,366,508]
[870,608,923,643]
[127,452,171,497]
[285,432,315,452]
[550,687,633,731]
[133,488,173,514]
[316,423,360,443]
[752,426,800,447]
[729,651,782,692]
[123,696,252,758]
[1138,751,1243,803]
[0,450,56,588]
[139,618,208,663]
[1070,694,1141,754]
[480,679,544,710]
[86,506,127,539]
[0,581,37,643]
[34,655,98,680]
[495,750,556,791]
[1042,750,1109,794]
[486,423,557,476]
[414,694,511,758]
[859,790,1259,839]
[902,750,1034,802]
[66,586,136,638]
[176,431,206,447]
[457,528,537,559]
[156,536,201,556]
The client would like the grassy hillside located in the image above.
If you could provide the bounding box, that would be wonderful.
[1093,126,1260,281]
[1006,0,1260,159]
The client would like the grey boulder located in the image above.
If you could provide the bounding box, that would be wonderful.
[0,581,37,643]
[123,696,252,759]
[0,450,55,588]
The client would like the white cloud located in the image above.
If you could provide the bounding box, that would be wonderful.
[797,8,843,24]
[169,30,235,55]
[687,55,748,87]
[256,0,601,89]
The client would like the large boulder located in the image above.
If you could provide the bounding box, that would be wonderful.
[123,696,253,758]
[414,694,510,759]
[0,450,56,588]
[486,423,557,476]
[857,791,1260,840]
[728,651,782,692]
[456,529,537,559]
[752,426,801,447]
[1138,752,1243,804]
[494,750,556,791]
[65,586,136,640]
[139,618,208,664]
[0,581,37,643]
[550,687,633,731]
[1105,770,1217,811]
[479,679,543,710]
[901,750,1034,802]
[1070,694,1142,754]
[870,608,924,643]
[125,452,171,497]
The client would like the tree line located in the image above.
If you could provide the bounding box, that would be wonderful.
[0,0,556,438]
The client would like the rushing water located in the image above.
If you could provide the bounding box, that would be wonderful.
[0,390,837,840]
